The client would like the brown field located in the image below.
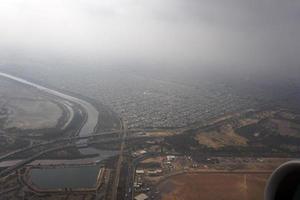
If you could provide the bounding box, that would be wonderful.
[194,125,248,149]
[158,173,270,200]
[145,131,175,137]
[141,157,164,164]
[270,119,300,137]
[4,98,62,130]
[192,109,300,149]
[0,77,63,130]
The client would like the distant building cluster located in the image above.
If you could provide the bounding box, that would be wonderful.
[27,70,259,129]
[96,78,258,128]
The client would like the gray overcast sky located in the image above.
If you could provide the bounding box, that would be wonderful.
[0,0,300,71]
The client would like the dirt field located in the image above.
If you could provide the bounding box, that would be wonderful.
[4,98,62,130]
[158,173,270,200]
[192,109,300,150]
[270,119,300,137]
[194,125,248,149]
[0,77,63,130]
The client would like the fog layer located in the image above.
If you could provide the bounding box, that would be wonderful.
[0,0,300,72]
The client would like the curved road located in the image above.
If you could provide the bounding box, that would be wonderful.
[0,71,120,177]
[0,72,99,141]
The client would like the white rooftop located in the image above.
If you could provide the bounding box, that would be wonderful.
[134,193,149,200]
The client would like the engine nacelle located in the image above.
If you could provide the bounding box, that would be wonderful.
[265,160,300,200]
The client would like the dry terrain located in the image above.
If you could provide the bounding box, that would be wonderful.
[194,125,248,149]
[191,109,300,150]
[158,173,270,200]
[0,77,63,130]
[3,98,62,130]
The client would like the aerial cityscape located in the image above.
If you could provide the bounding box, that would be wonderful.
[0,65,299,200]
[1,1,300,200]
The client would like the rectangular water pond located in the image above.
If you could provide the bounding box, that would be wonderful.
[30,164,101,189]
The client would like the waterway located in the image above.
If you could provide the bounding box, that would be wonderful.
[0,72,99,141]
[0,72,122,191]
[30,164,101,189]
[0,72,110,157]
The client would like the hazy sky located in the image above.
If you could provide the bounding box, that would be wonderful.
[0,0,300,71]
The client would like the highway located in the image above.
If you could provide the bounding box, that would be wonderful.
[0,133,157,177]
[111,120,127,200]
[0,72,165,199]
[0,144,76,177]
[0,128,160,169]
[0,72,103,179]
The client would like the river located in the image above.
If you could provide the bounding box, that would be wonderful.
[0,72,118,158]
[0,72,98,140]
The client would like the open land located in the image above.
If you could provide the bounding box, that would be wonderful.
[158,173,269,200]
[0,69,299,200]
[0,78,64,131]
